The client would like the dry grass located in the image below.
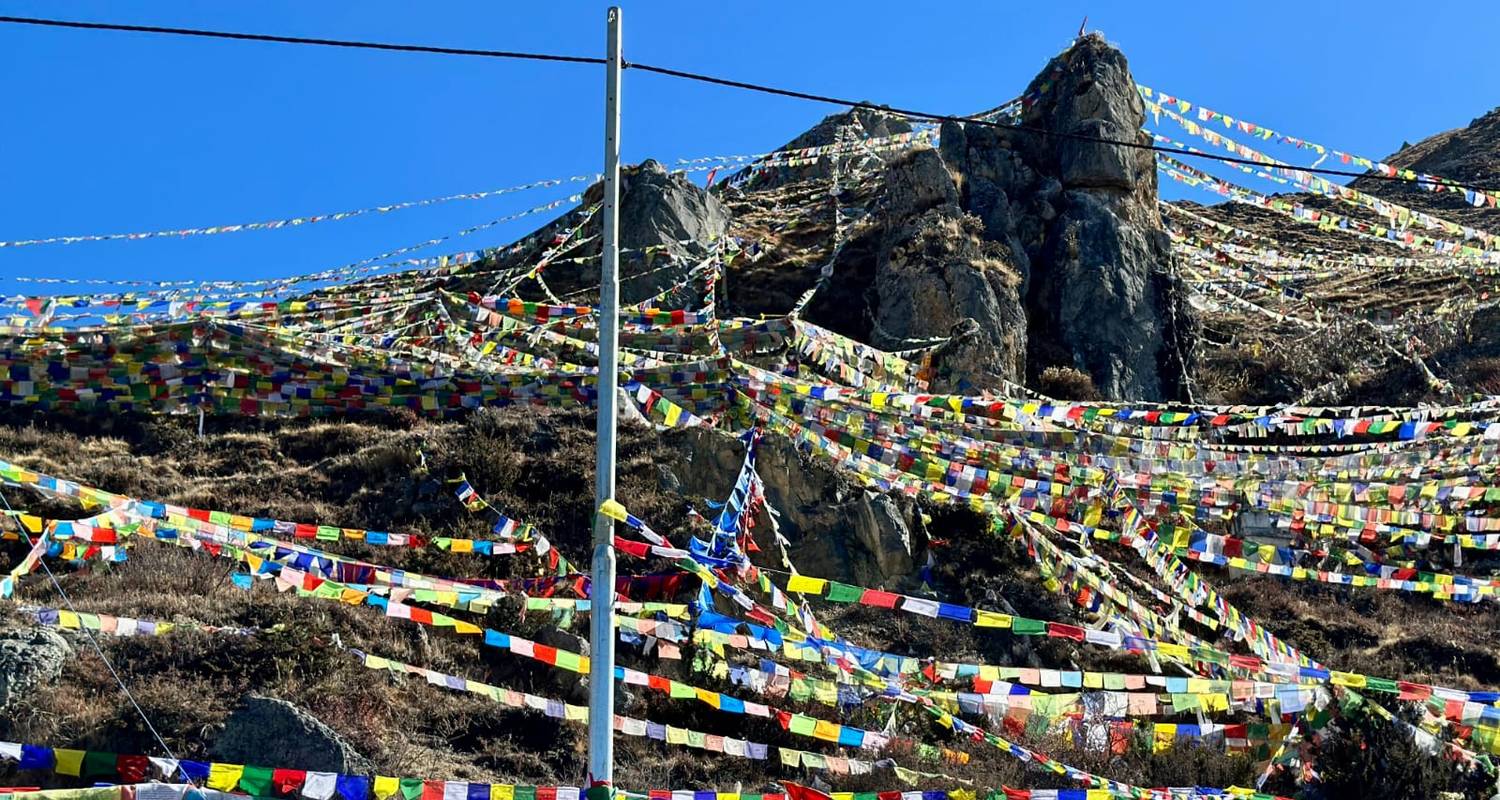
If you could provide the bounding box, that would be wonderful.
[3,405,1500,794]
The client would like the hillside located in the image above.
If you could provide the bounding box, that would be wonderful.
[1160,104,1500,405]
[6,33,1500,800]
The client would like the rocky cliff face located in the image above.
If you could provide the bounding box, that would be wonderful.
[803,147,1029,393]
[941,34,1196,400]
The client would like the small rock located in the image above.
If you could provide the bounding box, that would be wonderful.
[213,695,373,775]
[0,627,72,715]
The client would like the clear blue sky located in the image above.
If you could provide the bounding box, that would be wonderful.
[2,1,1496,297]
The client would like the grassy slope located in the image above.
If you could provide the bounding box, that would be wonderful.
[0,409,1494,792]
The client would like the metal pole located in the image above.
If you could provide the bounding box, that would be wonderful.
[587,5,622,793]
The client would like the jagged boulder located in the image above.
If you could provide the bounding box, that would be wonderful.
[618,160,730,259]
[660,427,926,586]
[213,695,373,775]
[459,159,728,304]
[0,627,71,716]
[943,34,1197,400]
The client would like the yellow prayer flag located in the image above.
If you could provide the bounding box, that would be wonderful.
[207,763,245,791]
[599,499,629,522]
[54,749,85,777]
[1157,643,1189,662]
[974,610,1012,628]
[375,777,401,800]
[785,574,828,595]
[1330,671,1367,689]
[1153,724,1177,753]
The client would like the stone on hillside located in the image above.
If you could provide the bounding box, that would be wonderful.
[660,427,926,586]
[0,627,71,715]
[213,695,373,775]
[536,627,590,704]
[737,107,913,189]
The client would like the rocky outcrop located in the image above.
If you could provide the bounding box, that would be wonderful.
[660,427,927,586]
[805,147,1029,392]
[213,695,373,775]
[942,34,1197,400]
[0,627,71,716]
[870,150,1028,391]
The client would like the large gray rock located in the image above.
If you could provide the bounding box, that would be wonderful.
[619,161,730,258]
[213,695,373,775]
[535,627,589,704]
[661,427,927,586]
[943,34,1197,400]
[0,627,71,715]
[455,159,729,305]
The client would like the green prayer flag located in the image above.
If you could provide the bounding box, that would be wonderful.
[1365,677,1398,694]
[1012,617,1046,635]
[238,765,275,797]
[399,778,425,800]
[826,581,863,603]
[81,750,117,779]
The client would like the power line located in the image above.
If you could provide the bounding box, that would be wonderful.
[624,62,1500,197]
[3,14,1498,197]
[0,15,604,64]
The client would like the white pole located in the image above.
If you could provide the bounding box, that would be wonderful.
[587,6,622,794]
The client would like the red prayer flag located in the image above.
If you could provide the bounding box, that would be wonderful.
[612,537,652,558]
[272,769,307,796]
[1398,681,1432,701]
[780,782,832,800]
[859,589,900,608]
[1046,622,1086,641]
[116,755,149,784]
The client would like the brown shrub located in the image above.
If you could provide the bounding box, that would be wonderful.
[1036,366,1099,401]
